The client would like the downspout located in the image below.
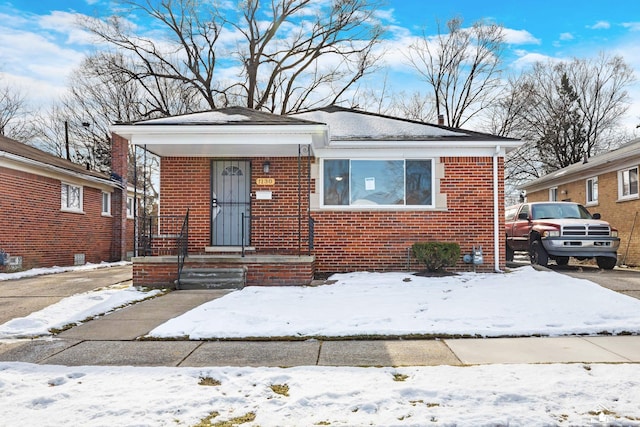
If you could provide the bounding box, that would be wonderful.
[493,145,502,272]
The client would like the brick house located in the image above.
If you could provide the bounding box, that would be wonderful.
[520,137,640,267]
[110,106,521,287]
[0,134,135,271]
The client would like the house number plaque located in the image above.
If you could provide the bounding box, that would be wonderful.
[256,178,275,185]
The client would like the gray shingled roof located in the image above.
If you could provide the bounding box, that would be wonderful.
[521,137,640,190]
[0,134,112,181]
[124,106,323,126]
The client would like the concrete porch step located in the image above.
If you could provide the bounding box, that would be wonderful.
[178,267,246,290]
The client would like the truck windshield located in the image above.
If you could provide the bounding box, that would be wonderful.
[531,203,592,220]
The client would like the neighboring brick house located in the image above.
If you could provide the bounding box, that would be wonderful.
[520,137,640,267]
[0,134,135,271]
[110,106,521,287]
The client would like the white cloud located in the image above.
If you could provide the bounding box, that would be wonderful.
[511,52,564,70]
[559,32,574,41]
[38,11,95,45]
[622,22,640,31]
[588,20,610,30]
[502,28,540,45]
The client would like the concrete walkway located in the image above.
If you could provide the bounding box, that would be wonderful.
[1,264,639,367]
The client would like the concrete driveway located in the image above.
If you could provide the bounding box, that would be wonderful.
[507,257,640,300]
[0,265,132,324]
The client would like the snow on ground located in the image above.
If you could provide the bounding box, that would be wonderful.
[0,262,160,339]
[149,266,640,339]
[0,362,639,426]
[0,261,130,281]
[2,265,640,426]
[0,284,161,339]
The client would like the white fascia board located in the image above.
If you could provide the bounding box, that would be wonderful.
[314,143,511,159]
[0,152,116,190]
[111,124,327,142]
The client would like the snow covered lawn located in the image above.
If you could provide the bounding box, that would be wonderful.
[1,362,639,426]
[149,266,640,339]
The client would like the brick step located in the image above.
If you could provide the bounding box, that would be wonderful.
[178,267,246,290]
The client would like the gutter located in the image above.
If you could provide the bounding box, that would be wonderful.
[0,151,116,188]
[493,145,502,272]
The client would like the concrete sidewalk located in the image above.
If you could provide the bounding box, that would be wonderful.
[1,265,639,367]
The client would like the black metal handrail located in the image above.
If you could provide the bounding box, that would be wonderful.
[138,214,187,256]
[176,209,189,289]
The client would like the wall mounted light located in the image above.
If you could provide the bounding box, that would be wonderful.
[263,161,271,174]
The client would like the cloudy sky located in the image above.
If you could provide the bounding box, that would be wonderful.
[1,0,639,133]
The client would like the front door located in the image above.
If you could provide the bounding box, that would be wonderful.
[211,160,251,246]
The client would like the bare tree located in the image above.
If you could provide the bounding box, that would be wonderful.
[496,54,635,186]
[80,0,385,115]
[0,78,35,141]
[406,17,505,128]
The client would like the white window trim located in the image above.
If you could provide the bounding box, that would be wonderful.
[585,176,598,206]
[618,166,639,201]
[101,191,112,216]
[126,196,135,219]
[320,158,436,210]
[549,187,558,201]
[61,182,84,213]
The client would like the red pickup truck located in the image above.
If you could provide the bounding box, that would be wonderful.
[505,201,620,269]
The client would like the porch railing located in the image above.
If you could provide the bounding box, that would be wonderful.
[176,209,189,288]
[138,214,187,256]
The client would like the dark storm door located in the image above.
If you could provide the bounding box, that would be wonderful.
[211,160,251,246]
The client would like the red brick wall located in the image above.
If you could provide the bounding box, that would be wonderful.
[160,157,211,252]
[158,155,504,273]
[313,156,503,273]
[0,166,117,270]
[133,258,315,288]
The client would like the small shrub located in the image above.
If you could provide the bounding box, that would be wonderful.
[412,242,461,272]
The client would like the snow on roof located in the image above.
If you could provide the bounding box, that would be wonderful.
[293,109,467,140]
[139,111,250,125]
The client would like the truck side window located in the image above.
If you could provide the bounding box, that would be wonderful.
[519,205,529,219]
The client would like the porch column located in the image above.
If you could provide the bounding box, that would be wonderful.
[111,132,129,261]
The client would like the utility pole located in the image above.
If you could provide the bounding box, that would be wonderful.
[64,121,70,160]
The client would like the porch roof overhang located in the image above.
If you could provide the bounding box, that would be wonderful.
[110,124,329,157]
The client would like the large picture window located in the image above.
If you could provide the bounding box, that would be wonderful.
[323,159,433,207]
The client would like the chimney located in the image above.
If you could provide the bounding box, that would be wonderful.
[437,114,445,126]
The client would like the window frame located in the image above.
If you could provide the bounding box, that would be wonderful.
[126,196,135,219]
[61,182,83,213]
[320,158,435,209]
[585,176,598,206]
[101,191,112,216]
[549,187,558,201]
[618,166,639,201]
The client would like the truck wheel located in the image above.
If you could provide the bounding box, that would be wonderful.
[555,256,569,266]
[596,256,617,270]
[506,240,514,262]
[530,240,548,267]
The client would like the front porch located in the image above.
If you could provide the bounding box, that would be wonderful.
[133,253,316,288]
